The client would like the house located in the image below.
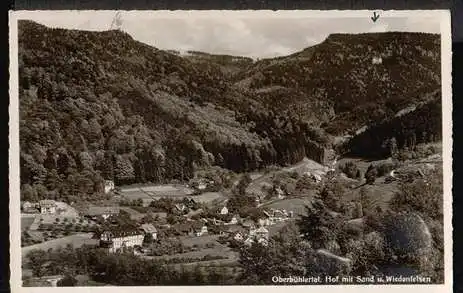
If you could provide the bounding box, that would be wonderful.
[275,186,285,199]
[191,178,208,190]
[174,203,187,213]
[85,206,120,220]
[233,232,244,241]
[246,226,270,247]
[225,225,247,241]
[140,223,158,240]
[39,200,57,214]
[99,229,145,253]
[372,56,383,65]
[220,206,229,215]
[104,180,115,193]
[194,224,208,237]
[250,226,269,241]
[21,201,36,212]
[258,217,271,227]
[227,215,239,225]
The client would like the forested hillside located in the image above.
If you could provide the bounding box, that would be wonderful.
[345,91,442,158]
[18,20,441,202]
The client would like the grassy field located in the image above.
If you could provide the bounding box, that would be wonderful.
[120,206,145,220]
[144,234,238,264]
[21,216,35,232]
[261,197,314,216]
[120,184,194,197]
[22,233,98,258]
[178,234,220,246]
[192,192,227,204]
[148,247,238,261]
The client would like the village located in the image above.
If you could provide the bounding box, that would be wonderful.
[20,165,311,270]
[20,142,443,286]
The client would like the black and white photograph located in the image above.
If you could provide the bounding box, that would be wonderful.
[9,10,452,290]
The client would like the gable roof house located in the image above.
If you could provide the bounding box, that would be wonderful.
[193,223,208,237]
[99,227,145,253]
[174,203,187,213]
[39,200,57,214]
[227,215,239,225]
[219,206,229,215]
[104,180,115,194]
[140,223,158,240]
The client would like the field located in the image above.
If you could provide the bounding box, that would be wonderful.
[21,215,35,232]
[191,192,227,204]
[120,184,194,197]
[119,183,226,207]
[262,197,314,216]
[144,235,238,264]
[21,233,98,258]
[120,207,145,220]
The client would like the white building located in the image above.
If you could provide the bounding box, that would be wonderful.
[227,215,239,225]
[39,200,57,214]
[275,186,285,199]
[100,230,144,253]
[372,56,383,64]
[253,226,269,241]
[21,201,35,211]
[220,206,229,215]
[233,232,244,241]
[194,225,208,237]
[104,180,115,193]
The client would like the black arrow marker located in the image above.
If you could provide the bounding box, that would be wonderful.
[371,12,380,22]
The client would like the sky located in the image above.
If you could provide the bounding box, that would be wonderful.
[16,11,443,59]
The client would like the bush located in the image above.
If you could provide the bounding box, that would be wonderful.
[375,161,399,177]
[390,168,443,221]
[364,165,378,184]
[339,161,361,179]
[57,275,78,287]
[318,181,346,212]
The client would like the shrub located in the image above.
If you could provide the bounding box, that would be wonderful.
[318,181,346,212]
[57,275,78,287]
[339,161,361,179]
[364,165,378,184]
[390,168,443,221]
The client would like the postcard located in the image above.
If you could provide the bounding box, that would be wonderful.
[9,9,452,293]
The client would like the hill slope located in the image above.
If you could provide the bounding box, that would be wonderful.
[17,20,441,202]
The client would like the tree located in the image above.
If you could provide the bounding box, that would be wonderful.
[114,155,135,184]
[27,249,48,277]
[364,165,378,185]
[57,275,78,287]
[318,180,346,212]
[297,198,341,249]
[143,233,154,246]
[236,173,252,196]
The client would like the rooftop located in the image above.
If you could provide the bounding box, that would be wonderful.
[39,200,56,207]
[86,206,120,216]
[140,223,157,233]
[102,226,143,238]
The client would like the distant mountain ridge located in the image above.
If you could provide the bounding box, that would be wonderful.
[17,20,441,201]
